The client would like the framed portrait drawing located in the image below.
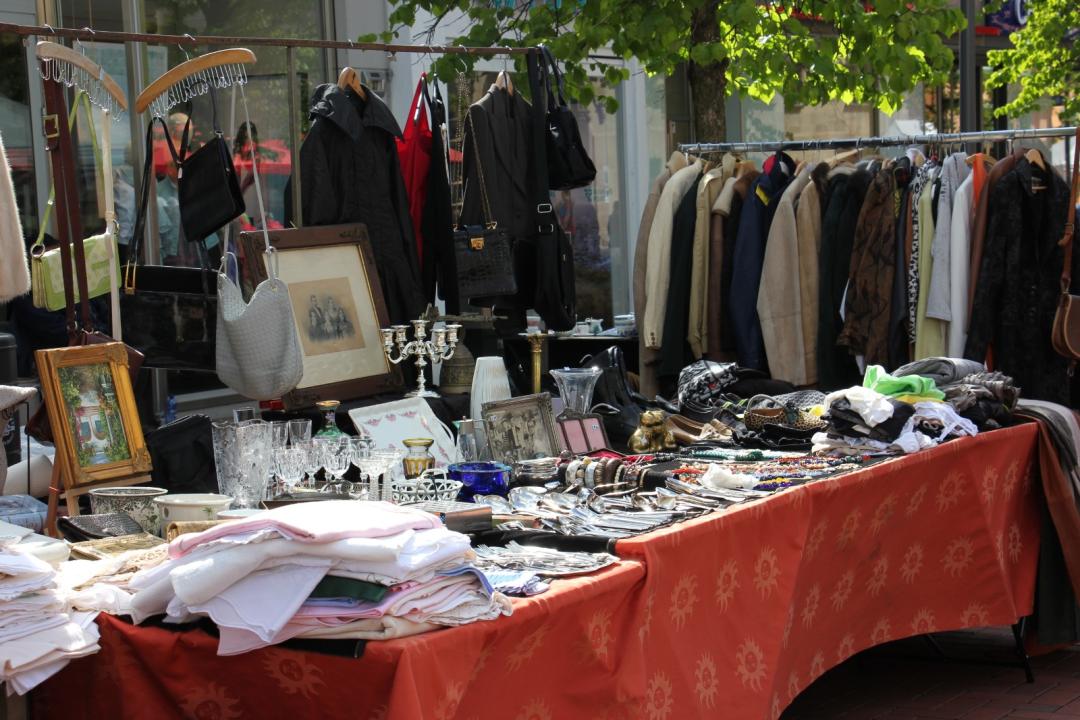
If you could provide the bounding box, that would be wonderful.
[36,342,151,488]
[481,393,560,466]
[239,224,402,409]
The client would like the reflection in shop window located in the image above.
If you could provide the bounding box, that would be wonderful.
[0,33,36,240]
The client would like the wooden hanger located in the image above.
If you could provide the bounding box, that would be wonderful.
[36,41,128,113]
[337,67,366,101]
[1025,147,1046,171]
[829,147,860,168]
[495,51,514,95]
[135,48,256,115]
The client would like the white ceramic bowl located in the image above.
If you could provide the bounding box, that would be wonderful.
[216,508,263,520]
[88,486,168,534]
[153,493,233,527]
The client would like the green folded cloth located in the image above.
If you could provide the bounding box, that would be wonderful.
[309,576,389,603]
[863,364,945,401]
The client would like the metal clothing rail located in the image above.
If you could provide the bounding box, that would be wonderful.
[679,126,1079,154]
[0,22,537,55]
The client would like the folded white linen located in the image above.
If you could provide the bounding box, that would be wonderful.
[0,611,99,688]
[217,615,441,655]
[0,548,56,601]
[169,501,442,558]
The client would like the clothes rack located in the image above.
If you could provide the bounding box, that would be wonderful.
[679,126,1078,155]
[0,21,542,229]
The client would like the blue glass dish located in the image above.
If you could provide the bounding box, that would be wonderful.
[449,462,511,501]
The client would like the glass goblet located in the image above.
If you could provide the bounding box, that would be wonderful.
[288,419,313,446]
[269,421,290,449]
[274,447,307,494]
[319,436,352,493]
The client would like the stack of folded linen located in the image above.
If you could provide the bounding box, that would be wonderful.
[0,539,99,694]
[128,501,511,655]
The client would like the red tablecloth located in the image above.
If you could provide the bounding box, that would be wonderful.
[32,425,1041,720]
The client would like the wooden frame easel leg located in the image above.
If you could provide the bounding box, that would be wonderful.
[45,458,61,538]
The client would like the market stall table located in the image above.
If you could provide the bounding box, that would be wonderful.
[31,425,1041,720]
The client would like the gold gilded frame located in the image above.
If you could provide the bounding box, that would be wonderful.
[36,342,151,488]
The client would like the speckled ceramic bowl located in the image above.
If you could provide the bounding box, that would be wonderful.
[88,486,169,535]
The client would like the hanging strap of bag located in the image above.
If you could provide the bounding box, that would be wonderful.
[221,79,274,278]
[40,79,92,341]
[1059,127,1080,292]
[461,111,497,232]
[526,49,556,235]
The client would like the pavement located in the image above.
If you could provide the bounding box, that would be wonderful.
[783,628,1080,719]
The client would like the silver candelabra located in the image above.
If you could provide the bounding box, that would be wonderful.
[381,319,461,398]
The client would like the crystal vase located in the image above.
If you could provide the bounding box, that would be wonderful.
[549,367,602,419]
[212,420,272,509]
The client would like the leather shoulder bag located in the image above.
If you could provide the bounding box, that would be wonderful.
[526,48,576,331]
[452,110,518,303]
[157,87,245,244]
[540,46,596,191]
[120,119,218,372]
[1052,127,1080,361]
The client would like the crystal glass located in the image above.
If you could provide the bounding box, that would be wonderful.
[316,436,352,490]
[549,367,602,419]
[314,400,346,438]
[288,419,312,446]
[269,421,290,449]
[456,419,490,462]
[360,449,403,502]
[212,420,272,508]
[274,447,307,492]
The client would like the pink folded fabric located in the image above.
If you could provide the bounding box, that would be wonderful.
[169,501,442,559]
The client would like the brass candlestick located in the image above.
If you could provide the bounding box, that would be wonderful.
[523,332,548,394]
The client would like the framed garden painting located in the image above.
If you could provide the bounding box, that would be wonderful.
[36,342,151,487]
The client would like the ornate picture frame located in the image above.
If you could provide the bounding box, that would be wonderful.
[239,224,402,409]
[36,342,151,487]
[481,392,560,465]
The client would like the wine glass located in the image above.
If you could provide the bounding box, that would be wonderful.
[274,447,307,493]
[317,436,352,492]
[288,419,312,446]
[269,421,290,449]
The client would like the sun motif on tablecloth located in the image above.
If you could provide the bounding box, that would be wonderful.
[836,509,861,549]
[1007,523,1023,563]
[866,556,888,596]
[801,583,821,627]
[754,547,781,598]
[584,609,613,664]
[830,570,855,611]
[981,466,999,505]
[366,706,388,720]
[178,682,242,720]
[714,558,739,611]
[787,669,802,701]
[942,536,974,577]
[515,698,553,720]
[911,608,936,634]
[434,681,466,720]
[1002,461,1020,498]
[770,693,782,720]
[261,649,325,699]
[809,650,825,680]
[639,591,655,646]
[734,638,767,691]
[507,626,548,671]
[906,484,928,516]
[836,633,855,662]
[695,653,719,709]
[900,543,924,583]
[669,573,699,630]
[781,606,794,648]
[869,494,897,536]
[936,471,964,511]
[645,672,674,720]
[961,601,990,627]
[806,520,828,559]
[996,534,1006,567]
[470,644,492,681]
[870,618,891,645]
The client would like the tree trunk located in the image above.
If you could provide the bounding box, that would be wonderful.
[689,5,728,142]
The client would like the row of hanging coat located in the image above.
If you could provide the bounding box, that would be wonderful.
[636,134,1078,406]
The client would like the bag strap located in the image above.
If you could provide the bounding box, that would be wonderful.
[40,78,92,339]
[462,111,496,228]
[100,101,121,341]
[540,46,567,108]
[124,119,159,293]
[526,49,557,235]
[1060,126,1080,293]
[240,80,274,277]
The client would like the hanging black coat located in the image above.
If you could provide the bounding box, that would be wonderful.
[421,83,457,312]
[285,83,425,324]
[965,157,1079,405]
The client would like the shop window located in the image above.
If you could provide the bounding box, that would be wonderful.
[0,33,36,239]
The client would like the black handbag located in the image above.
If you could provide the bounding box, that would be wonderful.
[158,89,244,243]
[527,50,577,331]
[454,112,518,302]
[121,120,218,372]
[145,414,218,494]
[540,46,596,191]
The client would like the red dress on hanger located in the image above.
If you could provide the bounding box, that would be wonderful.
[396,76,433,271]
